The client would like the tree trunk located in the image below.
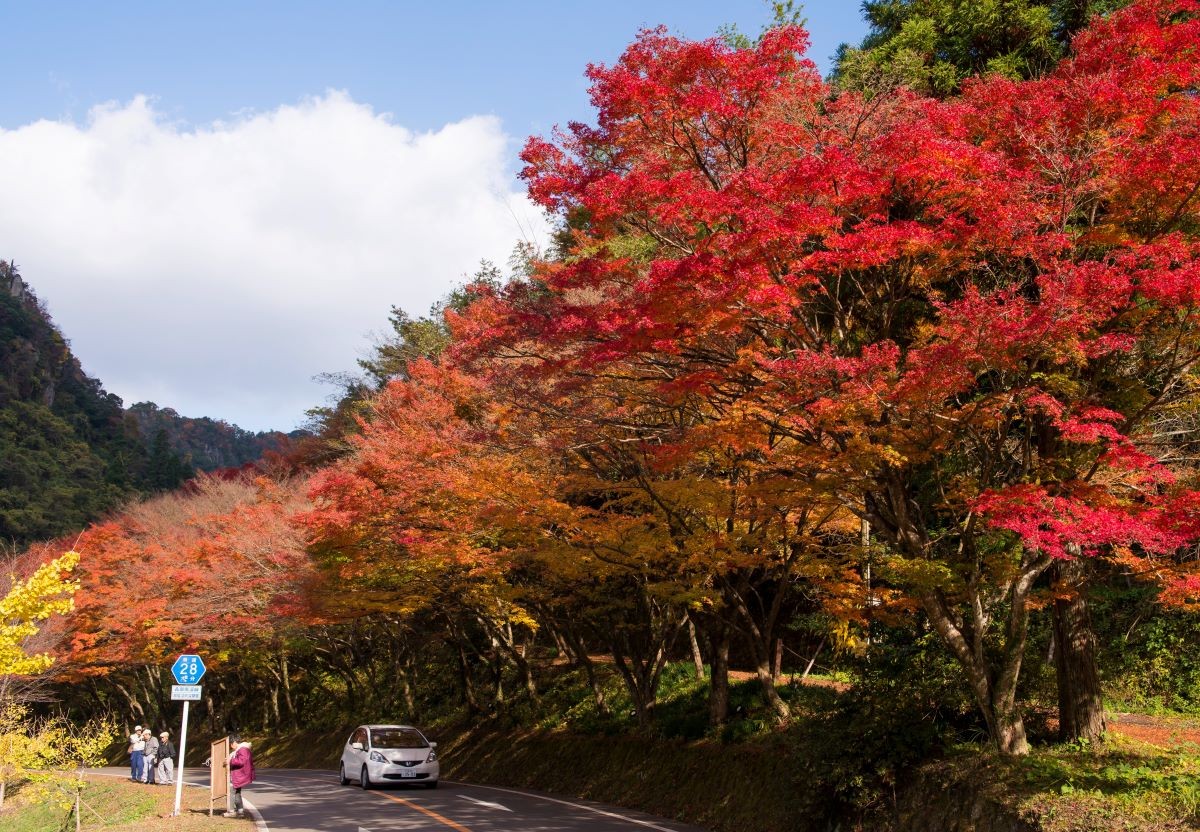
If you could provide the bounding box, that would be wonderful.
[611,647,659,729]
[488,633,506,706]
[920,550,1050,756]
[772,638,784,682]
[549,626,571,660]
[581,653,611,716]
[801,636,825,680]
[205,692,217,735]
[563,626,610,716]
[491,656,505,706]
[482,618,538,700]
[279,653,295,729]
[725,582,791,722]
[455,643,482,716]
[1052,555,1106,743]
[398,662,417,720]
[993,698,1032,756]
[688,618,705,680]
[519,653,537,700]
[708,623,731,727]
[606,612,682,729]
[112,680,146,725]
[751,648,790,722]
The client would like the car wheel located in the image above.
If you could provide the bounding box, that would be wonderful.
[360,765,373,790]
[425,780,438,789]
[338,762,349,786]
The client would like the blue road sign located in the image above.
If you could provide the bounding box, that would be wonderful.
[171,654,206,685]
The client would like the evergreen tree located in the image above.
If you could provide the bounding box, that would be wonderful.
[834,0,1130,94]
[146,428,191,491]
[0,402,119,544]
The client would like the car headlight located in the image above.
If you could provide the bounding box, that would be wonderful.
[369,751,389,764]
[426,749,437,763]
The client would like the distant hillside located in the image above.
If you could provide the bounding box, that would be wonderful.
[0,263,295,546]
[126,402,302,472]
[0,262,166,544]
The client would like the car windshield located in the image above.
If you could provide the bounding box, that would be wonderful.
[370,728,428,749]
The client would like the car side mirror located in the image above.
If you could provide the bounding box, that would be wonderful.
[351,742,363,750]
[430,742,438,749]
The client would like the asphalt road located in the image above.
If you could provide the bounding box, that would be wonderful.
[93,768,708,832]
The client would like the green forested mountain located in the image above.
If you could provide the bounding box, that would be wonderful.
[127,401,301,472]
[0,262,160,544]
[0,262,289,547]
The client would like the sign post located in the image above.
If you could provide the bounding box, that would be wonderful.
[170,654,206,817]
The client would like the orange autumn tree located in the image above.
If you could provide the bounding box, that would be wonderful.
[304,361,558,707]
[448,283,867,723]
[54,474,315,719]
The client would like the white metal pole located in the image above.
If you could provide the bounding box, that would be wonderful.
[173,699,190,816]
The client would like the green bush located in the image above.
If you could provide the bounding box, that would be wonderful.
[782,628,969,822]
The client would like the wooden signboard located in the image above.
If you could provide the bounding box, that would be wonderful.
[210,737,229,817]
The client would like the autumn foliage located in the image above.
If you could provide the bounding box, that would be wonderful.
[8,0,1200,760]
[53,475,314,674]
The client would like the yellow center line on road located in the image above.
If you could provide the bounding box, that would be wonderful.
[369,790,474,832]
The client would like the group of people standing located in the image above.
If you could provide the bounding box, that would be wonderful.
[127,725,177,785]
[125,723,254,819]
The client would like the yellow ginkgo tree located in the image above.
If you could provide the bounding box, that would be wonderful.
[0,551,82,811]
[0,551,79,677]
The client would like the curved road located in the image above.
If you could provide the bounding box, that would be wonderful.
[94,768,708,832]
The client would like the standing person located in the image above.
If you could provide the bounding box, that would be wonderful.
[223,735,255,818]
[129,725,145,782]
[141,729,159,784]
[156,731,176,785]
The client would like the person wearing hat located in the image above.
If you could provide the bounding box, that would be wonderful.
[141,729,159,784]
[156,731,177,785]
[128,725,145,782]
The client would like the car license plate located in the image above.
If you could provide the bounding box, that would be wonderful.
[400,771,416,778]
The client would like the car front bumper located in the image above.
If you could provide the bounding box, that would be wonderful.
[368,760,440,782]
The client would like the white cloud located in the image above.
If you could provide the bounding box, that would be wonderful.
[0,93,548,431]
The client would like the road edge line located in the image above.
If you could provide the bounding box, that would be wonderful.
[243,797,269,832]
[443,781,682,832]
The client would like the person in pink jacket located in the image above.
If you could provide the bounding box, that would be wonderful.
[223,735,255,818]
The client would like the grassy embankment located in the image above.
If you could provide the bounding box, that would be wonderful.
[1,774,254,832]
[246,661,1200,832]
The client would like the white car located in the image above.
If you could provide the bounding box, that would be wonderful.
[339,724,440,789]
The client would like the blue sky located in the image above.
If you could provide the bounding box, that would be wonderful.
[0,2,869,431]
[2,1,866,138]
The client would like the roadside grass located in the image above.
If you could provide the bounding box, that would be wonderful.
[1,774,252,831]
[1015,737,1200,829]
[1103,692,1200,719]
[906,738,1200,832]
